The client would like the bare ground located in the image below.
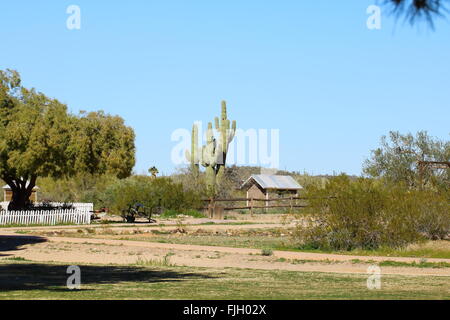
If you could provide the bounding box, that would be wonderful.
[1,226,449,278]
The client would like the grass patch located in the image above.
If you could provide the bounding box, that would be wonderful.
[378,260,450,269]
[134,253,176,267]
[1,257,30,262]
[294,242,450,260]
[159,210,206,219]
[0,260,448,300]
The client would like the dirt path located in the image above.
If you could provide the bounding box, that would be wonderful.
[1,231,449,277]
[1,222,290,233]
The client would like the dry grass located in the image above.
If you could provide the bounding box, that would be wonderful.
[23,225,450,259]
[0,260,448,300]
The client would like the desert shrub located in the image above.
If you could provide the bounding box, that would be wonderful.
[261,249,274,256]
[412,190,450,240]
[293,175,449,251]
[101,176,150,216]
[103,176,202,219]
[171,167,208,196]
[295,173,329,189]
[37,174,118,208]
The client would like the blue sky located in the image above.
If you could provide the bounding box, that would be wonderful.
[1,1,449,176]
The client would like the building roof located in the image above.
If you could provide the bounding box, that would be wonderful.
[242,174,303,190]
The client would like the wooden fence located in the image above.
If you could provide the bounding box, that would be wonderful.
[0,209,91,226]
[203,197,310,216]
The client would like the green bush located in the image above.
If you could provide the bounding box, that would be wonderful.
[103,176,202,220]
[293,175,449,251]
[412,190,450,240]
[38,174,118,208]
[261,249,274,256]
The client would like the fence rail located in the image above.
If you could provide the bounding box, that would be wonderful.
[0,202,94,212]
[0,209,91,226]
[202,197,311,215]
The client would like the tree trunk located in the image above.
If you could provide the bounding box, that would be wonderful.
[8,188,33,211]
[6,176,36,211]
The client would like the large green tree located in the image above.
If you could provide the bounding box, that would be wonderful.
[0,69,135,210]
[363,131,450,189]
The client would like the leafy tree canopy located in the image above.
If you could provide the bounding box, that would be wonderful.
[363,131,450,189]
[0,69,135,209]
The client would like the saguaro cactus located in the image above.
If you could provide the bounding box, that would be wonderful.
[214,101,237,186]
[186,101,236,195]
[201,122,220,193]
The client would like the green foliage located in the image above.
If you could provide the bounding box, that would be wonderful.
[171,167,209,196]
[363,131,449,189]
[103,176,202,219]
[0,69,135,210]
[261,249,273,256]
[68,111,136,179]
[293,175,449,251]
[412,189,450,240]
[294,172,329,190]
[37,174,118,208]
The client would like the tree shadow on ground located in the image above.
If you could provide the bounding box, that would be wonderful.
[0,235,47,257]
[0,263,215,291]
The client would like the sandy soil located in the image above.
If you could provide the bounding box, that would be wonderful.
[1,222,292,234]
[1,229,449,278]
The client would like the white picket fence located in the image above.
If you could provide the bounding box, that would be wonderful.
[0,202,94,212]
[40,202,94,213]
[0,209,91,226]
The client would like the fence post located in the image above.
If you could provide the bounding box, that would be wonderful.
[290,196,293,214]
[208,198,214,219]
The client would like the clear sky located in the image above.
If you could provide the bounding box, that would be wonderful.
[1,1,449,176]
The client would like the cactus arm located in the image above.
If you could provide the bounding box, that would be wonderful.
[221,100,227,120]
[192,124,199,164]
[186,124,200,175]
[215,117,220,130]
[228,120,236,141]
[201,145,208,167]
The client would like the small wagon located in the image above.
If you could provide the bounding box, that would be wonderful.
[122,203,157,223]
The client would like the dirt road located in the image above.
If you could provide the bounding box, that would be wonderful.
[1,230,449,277]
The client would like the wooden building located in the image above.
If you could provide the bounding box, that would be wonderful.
[3,184,39,203]
[241,174,303,206]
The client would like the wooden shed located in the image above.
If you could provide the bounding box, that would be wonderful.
[241,174,303,206]
[3,184,39,203]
